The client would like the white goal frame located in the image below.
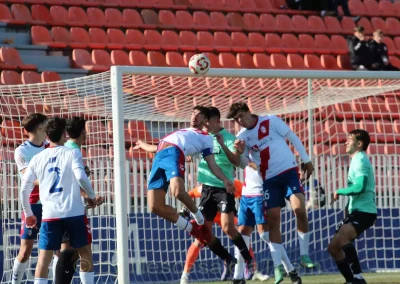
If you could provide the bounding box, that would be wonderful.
[110,66,400,283]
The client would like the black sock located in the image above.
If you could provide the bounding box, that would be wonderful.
[55,249,78,284]
[335,258,354,283]
[207,237,232,262]
[232,233,252,262]
[343,243,362,275]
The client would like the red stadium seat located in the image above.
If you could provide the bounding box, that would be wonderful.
[125,29,148,50]
[105,8,124,28]
[341,17,356,35]
[357,17,373,35]
[107,28,127,46]
[123,9,150,29]
[31,5,61,26]
[1,70,22,85]
[364,0,382,17]
[49,6,69,25]
[0,47,36,71]
[111,50,130,65]
[128,120,152,141]
[371,17,389,35]
[386,18,400,37]
[292,15,310,33]
[287,54,305,69]
[72,49,109,72]
[324,16,342,35]
[210,12,238,31]
[254,0,273,12]
[71,27,105,49]
[231,32,249,52]
[90,28,124,49]
[180,31,197,51]
[243,13,261,32]
[253,53,271,69]
[237,53,255,68]
[214,31,232,52]
[298,34,316,54]
[21,71,41,84]
[193,11,212,30]
[271,54,289,69]
[68,7,89,27]
[259,14,276,33]
[161,30,180,51]
[144,30,163,50]
[348,0,368,16]
[176,11,194,29]
[308,16,326,33]
[197,31,215,52]
[227,12,245,29]
[51,27,86,49]
[248,33,266,52]
[159,9,177,28]
[337,55,352,70]
[203,52,221,68]
[11,4,45,25]
[166,51,185,67]
[321,55,339,70]
[129,51,149,66]
[41,71,61,82]
[141,9,160,26]
[381,37,396,56]
[390,56,400,69]
[379,0,398,17]
[219,53,238,68]
[1,120,25,144]
[0,4,25,25]
[265,33,282,53]
[147,51,167,66]
[314,34,332,54]
[304,54,323,70]
[85,121,108,145]
[275,14,293,33]
[281,34,298,54]
[92,49,112,67]
[31,26,67,48]
[331,35,349,55]
[87,7,109,28]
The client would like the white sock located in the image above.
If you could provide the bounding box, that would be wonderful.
[190,210,204,225]
[12,259,28,284]
[233,235,250,279]
[269,243,283,268]
[52,255,59,282]
[259,231,269,243]
[298,231,310,256]
[79,271,94,284]
[181,271,189,279]
[280,246,294,272]
[354,273,363,279]
[175,216,193,232]
[34,279,48,284]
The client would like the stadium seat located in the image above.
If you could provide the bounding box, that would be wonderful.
[31,4,61,26]
[210,12,239,31]
[125,29,149,50]
[275,14,293,33]
[341,17,356,35]
[348,0,368,17]
[386,18,400,37]
[292,15,310,33]
[231,32,249,52]
[147,51,167,66]
[385,96,400,119]
[382,37,396,56]
[254,0,273,12]
[287,54,305,69]
[227,12,245,29]
[70,27,105,49]
[160,30,180,51]
[0,47,36,71]
[196,31,215,52]
[351,98,372,120]
[219,53,238,68]
[358,17,373,35]
[72,49,109,72]
[304,54,323,70]
[193,11,212,30]
[0,4,25,25]
[203,52,221,68]
[323,16,342,35]
[239,0,259,12]
[41,71,61,83]
[331,144,346,155]
[367,96,387,119]
[390,56,400,69]
[176,11,194,29]
[331,35,349,55]
[21,71,41,84]
[68,7,89,27]
[321,55,340,70]
[371,17,389,35]
[259,14,277,33]
[31,26,67,48]
[107,28,127,46]
[111,50,130,65]
[49,6,69,25]
[298,34,316,54]
[180,31,197,51]
[85,121,108,145]
[281,34,299,54]
[253,53,271,68]
[129,51,149,66]
[270,53,289,69]
[105,8,125,28]
[143,30,164,50]
[265,33,282,53]
[51,27,86,49]
[127,120,152,141]
[243,13,261,32]
[308,16,326,33]
[236,53,255,68]
[364,0,382,17]
[141,9,160,26]
[1,120,25,144]
[337,55,352,70]
[205,0,225,11]
[1,70,22,85]
[11,4,45,25]
[92,49,112,68]
[314,34,332,54]
[166,51,185,67]
[159,9,177,28]
[86,7,109,28]
[90,28,124,49]
[248,33,266,52]
[214,32,232,52]
[379,0,398,17]
[324,120,347,143]
[183,52,196,65]
[123,9,152,29]
[394,37,400,51]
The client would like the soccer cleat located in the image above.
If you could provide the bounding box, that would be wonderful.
[232,279,246,284]
[252,271,270,281]
[352,278,367,284]
[245,258,255,277]
[221,257,237,281]
[300,255,316,268]
[288,270,302,284]
[180,275,189,284]
[274,264,285,284]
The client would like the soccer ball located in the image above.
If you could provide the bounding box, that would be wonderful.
[188,54,210,75]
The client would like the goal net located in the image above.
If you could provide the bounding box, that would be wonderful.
[1,67,400,283]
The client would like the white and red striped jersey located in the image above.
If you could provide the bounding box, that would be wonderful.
[21,146,88,220]
[242,166,263,196]
[237,115,297,180]
[161,128,214,157]
[14,140,49,204]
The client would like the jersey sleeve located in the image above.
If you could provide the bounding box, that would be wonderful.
[225,134,236,153]
[21,159,38,183]
[71,149,85,171]
[14,148,29,172]
[202,135,214,158]
[271,115,291,137]
[353,157,370,178]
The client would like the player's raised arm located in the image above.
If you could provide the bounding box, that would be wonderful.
[215,133,241,167]
[133,140,157,153]
[234,139,249,169]
[203,154,234,194]
[71,149,96,202]
[20,162,37,223]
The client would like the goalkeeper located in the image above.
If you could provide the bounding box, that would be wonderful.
[329,129,377,284]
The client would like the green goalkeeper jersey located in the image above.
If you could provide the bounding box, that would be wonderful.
[64,140,80,150]
[197,128,236,188]
[341,151,377,214]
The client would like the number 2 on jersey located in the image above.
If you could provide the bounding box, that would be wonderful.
[48,167,63,193]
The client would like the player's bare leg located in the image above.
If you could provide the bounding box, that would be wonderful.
[12,240,33,283]
[34,250,55,283]
[290,192,315,268]
[328,223,365,284]
[75,244,94,283]
[180,240,202,284]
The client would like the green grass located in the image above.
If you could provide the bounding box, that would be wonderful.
[190,272,400,283]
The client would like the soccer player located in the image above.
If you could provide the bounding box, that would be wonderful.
[20,116,97,284]
[232,163,300,284]
[227,102,313,283]
[55,116,105,284]
[328,130,376,284]
[136,106,236,261]
[12,113,50,284]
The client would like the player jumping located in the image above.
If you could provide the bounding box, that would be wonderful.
[329,130,376,284]
[228,102,313,284]
[142,106,237,263]
[12,113,51,284]
[55,116,104,284]
[20,116,98,284]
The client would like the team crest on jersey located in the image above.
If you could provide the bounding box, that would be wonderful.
[251,144,260,152]
[17,156,25,166]
[260,126,267,134]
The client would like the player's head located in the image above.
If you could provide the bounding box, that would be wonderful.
[354,26,365,39]
[21,113,48,139]
[191,105,211,128]
[204,106,221,133]
[346,129,370,154]
[373,29,383,43]
[44,116,67,144]
[66,117,86,143]
[227,102,253,129]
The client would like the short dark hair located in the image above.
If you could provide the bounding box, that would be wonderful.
[66,117,86,139]
[354,26,364,33]
[227,102,250,119]
[45,116,66,143]
[21,113,48,133]
[208,106,220,119]
[193,105,211,120]
[349,129,370,151]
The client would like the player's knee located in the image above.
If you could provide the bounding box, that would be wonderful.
[259,231,270,243]
[327,242,337,255]
[18,245,33,262]
[58,249,76,266]
[293,207,307,219]
[149,202,163,216]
